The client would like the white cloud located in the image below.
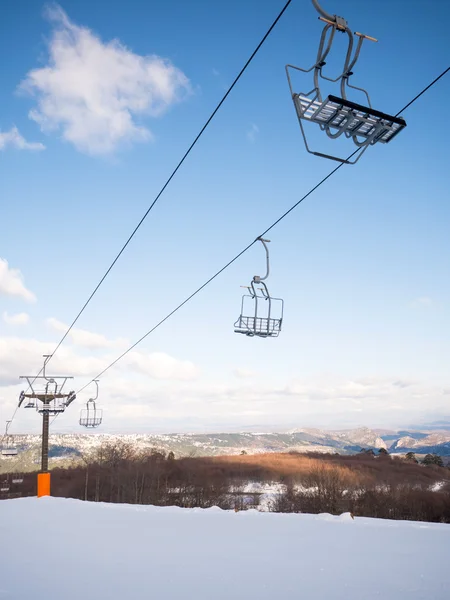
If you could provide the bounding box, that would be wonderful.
[0,333,199,392]
[410,296,433,308]
[246,123,259,143]
[0,126,45,151]
[282,376,419,403]
[20,5,191,155]
[0,336,107,387]
[233,368,257,379]
[47,317,127,349]
[0,258,36,303]
[3,311,30,326]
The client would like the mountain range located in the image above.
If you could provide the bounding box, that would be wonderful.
[2,426,450,473]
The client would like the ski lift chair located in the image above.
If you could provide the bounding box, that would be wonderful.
[0,477,10,493]
[1,445,18,457]
[79,399,103,428]
[11,474,24,484]
[286,0,406,164]
[1,421,18,456]
[234,238,284,338]
[234,283,284,338]
[79,381,102,428]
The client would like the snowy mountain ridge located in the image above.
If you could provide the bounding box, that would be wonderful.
[4,426,450,461]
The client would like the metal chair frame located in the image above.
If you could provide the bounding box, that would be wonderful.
[79,380,103,428]
[1,421,18,457]
[234,238,284,338]
[286,0,406,164]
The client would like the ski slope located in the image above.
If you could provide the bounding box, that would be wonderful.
[0,497,449,600]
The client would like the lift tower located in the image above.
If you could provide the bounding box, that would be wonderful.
[18,355,76,497]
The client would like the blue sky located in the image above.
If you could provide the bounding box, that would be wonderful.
[1,0,449,435]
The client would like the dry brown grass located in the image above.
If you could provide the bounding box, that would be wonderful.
[214,452,314,473]
[210,452,361,486]
[209,450,450,489]
[212,452,318,476]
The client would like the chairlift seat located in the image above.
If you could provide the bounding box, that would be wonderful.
[0,485,9,492]
[1,447,18,457]
[79,414,102,428]
[234,315,282,338]
[79,403,103,428]
[12,477,23,484]
[293,93,406,145]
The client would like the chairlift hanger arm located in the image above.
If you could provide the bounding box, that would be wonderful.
[312,0,336,24]
[312,1,375,100]
[43,354,52,381]
[253,237,270,283]
[92,379,99,402]
[312,0,347,30]
[312,1,354,98]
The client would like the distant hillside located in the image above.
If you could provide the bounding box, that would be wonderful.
[2,425,450,473]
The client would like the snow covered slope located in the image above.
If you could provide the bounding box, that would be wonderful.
[1,498,449,599]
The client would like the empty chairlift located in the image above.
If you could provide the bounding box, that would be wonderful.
[1,444,18,457]
[80,380,103,428]
[234,238,284,338]
[1,421,18,457]
[286,0,406,164]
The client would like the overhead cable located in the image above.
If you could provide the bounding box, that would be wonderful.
[74,66,450,395]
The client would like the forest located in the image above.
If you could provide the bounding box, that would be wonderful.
[4,443,450,523]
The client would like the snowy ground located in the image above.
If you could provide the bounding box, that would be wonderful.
[0,498,449,600]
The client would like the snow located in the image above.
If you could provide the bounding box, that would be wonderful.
[1,498,449,600]
[430,481,446,492]
[241,481,321,510]
[241,481,285,510]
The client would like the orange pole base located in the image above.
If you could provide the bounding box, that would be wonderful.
[37,472,51,497]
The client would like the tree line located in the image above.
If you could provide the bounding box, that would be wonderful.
[3,443,450,522]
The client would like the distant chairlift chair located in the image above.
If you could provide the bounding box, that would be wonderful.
[1,444,18,457]
[234,238,284,338]
[79,380,103,428]
[1,421,18,457]
[286,0,406,164]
